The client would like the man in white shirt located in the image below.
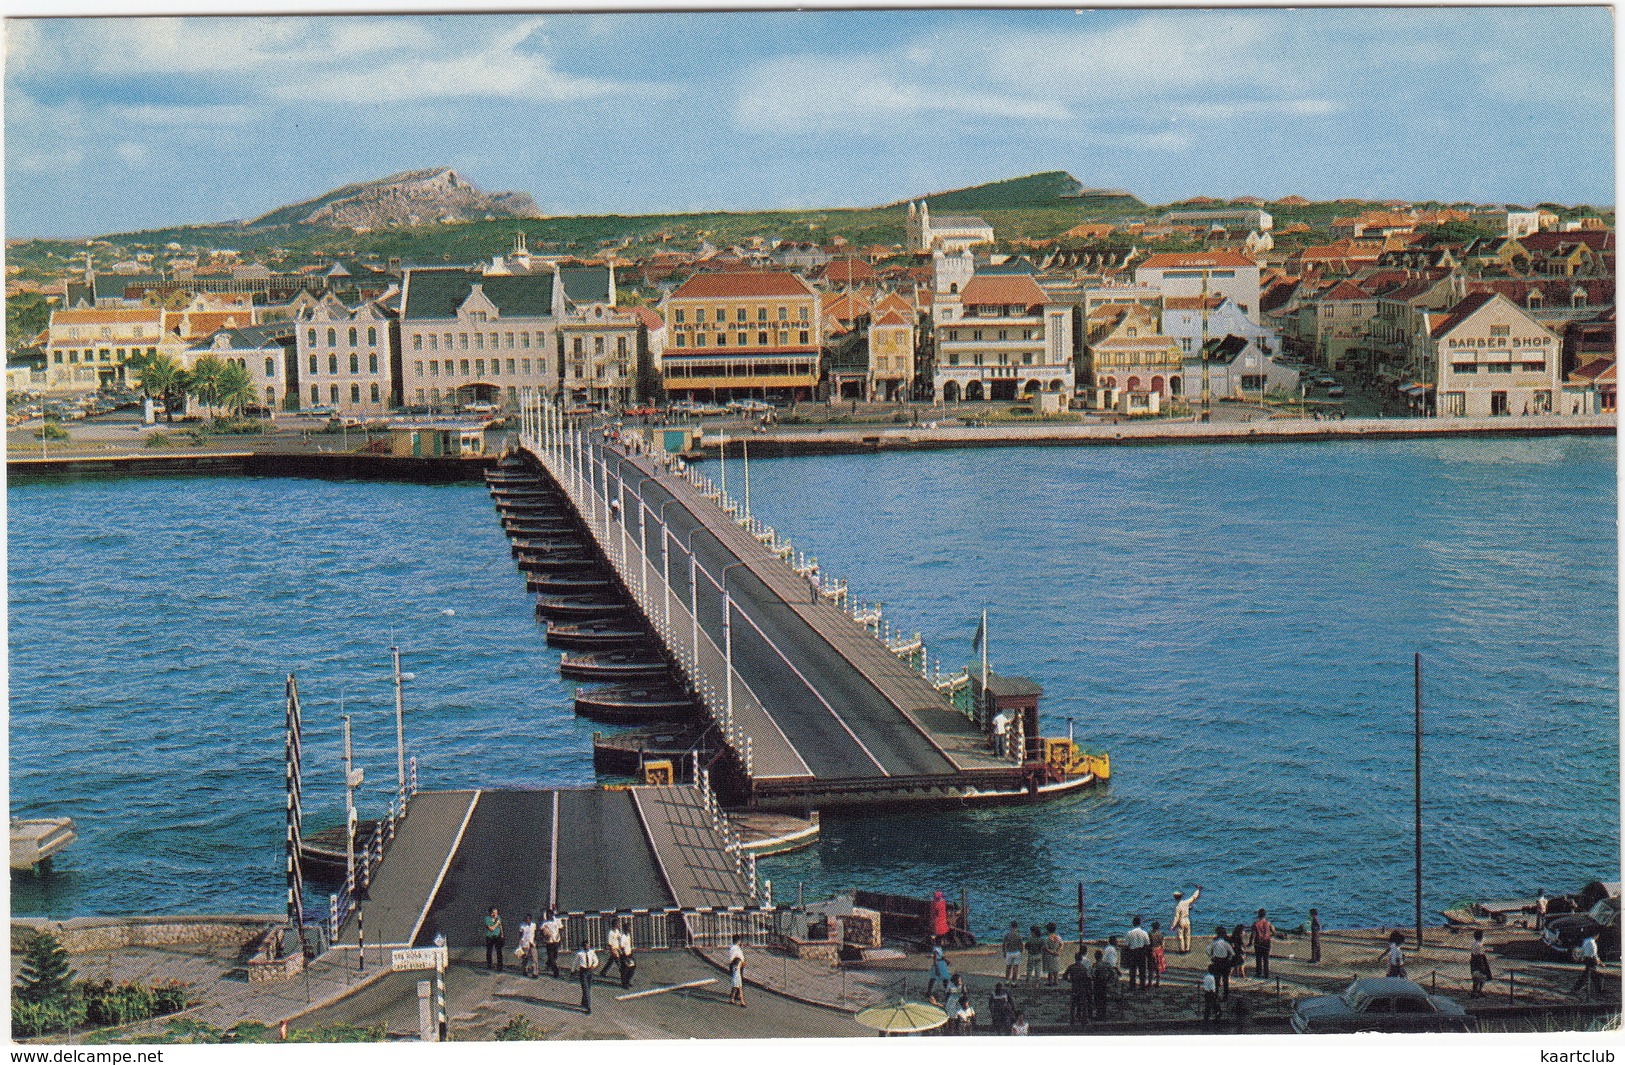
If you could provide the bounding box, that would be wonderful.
[601,920,635,989]
[1536,889,1550,931]
[1205,926,1234,998]
[990,710,1011,757]
[1172,886,1202,953]
[540,910,564,978]
[1122,916,1151,991]
[575,944,598,1014]
[517,914,538,978]
[1572,934,1602,997]
[727,937,747,1007]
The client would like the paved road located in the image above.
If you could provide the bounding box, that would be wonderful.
[412,789,675,950]
[578,434,955,782]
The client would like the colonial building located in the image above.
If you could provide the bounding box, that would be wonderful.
[660,271,821,402]
[185,324,297,413]
[867,292,918,402]
[933,273,1074,402]
[906,202,994,254]
[1084,303,1182,412]
[1134,251,1263,323]
[400,267,559,412]
[1193,334,1301,400]
[1161,294,1281,360]
[42,306,180,394]
[557,265,639,407]
[1429,292,1564,418]
[296,296,399,414]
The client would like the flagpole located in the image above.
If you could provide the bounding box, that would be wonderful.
[980,607,989,696]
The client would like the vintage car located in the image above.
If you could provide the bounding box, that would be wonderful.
[1290,977,1470,1034]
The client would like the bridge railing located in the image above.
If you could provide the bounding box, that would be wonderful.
[549,906,782,954]
[327,758,421,940]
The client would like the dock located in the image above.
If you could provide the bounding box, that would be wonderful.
[513,396,1105,811]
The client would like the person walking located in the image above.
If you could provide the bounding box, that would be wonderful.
[1468,930,1493,997]
[1249,909,1275,979]
[602,920,635,989]
[1063,950,1094,1027]
[927,943,952,997]
[1535,889,1550,932]
[1123,916,1150,991]
[727,937,747,1007]
[574,942,597,1014]
[1001,921,1024,982]
[1042,922,1064,986]
[1172,886,1202,953]
[1308,908,1322,964]
[1024,925,1045,985]
[1571,933,1602,998]
[483,907,505,972]
[1148,921,1167,988]
[517,913,538,978]
[1380,931,1407,978]
[1206,926,1234,999]
[540,909,564,978]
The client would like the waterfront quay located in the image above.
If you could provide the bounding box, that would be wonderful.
[515,394,1106,811]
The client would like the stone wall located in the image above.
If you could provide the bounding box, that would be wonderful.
[12,915,281,955]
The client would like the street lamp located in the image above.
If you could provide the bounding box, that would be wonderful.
[656,498,683,630]
[680,524,707,669]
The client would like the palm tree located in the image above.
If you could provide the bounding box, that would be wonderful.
[187,355,227,420]
[217,361,257,418]
[132,351,182,424]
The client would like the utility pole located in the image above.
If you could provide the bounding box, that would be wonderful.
[1414,652,1424,949]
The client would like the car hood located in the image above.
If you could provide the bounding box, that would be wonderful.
[1292,995,1350,1022]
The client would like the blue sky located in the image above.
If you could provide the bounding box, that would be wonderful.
[4,8,1615,239]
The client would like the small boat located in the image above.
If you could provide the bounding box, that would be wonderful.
[574,684,698,722]
[495,500,560,516]
[502,516,577,533]
[536,595,629,621]
[510,537,583,557]
[592,722,715,775]
[10,818,76,873]
[546,621,653,651]
[531,574,616,597]
[560,651,671,681]
[517,553,598,573]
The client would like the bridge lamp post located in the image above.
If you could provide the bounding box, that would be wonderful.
[720,561,749,733]
[680,525,707,672]
[656,499,683,631]
[335,669,413,899]
[623,471,656,600]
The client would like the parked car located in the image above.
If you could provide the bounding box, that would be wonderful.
[1326,385,1346,398]
[624,405,658,416]
[727,399,772,413]
[1544,895,1620,962]
[304,404,339,417]
[1316,376,1337,387]
[461,402,499,415]
[1290,978,1471,1034]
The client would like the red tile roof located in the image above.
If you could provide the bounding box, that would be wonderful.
[1429,291,1499,338]
[1571,357,1615,383]
[622,305,665,332]
[958,274,1049,308]
[1138,251,1257,269]
[669,271,814,299]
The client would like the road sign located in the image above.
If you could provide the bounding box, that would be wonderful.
[392,946,447,972]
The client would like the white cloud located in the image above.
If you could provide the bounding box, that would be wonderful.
[114,142,150,167]
[108,103,255,127]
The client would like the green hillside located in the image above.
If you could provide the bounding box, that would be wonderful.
[903,171,1144,214]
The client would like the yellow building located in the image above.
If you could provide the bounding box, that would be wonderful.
[42,307,176,394]
[868,292,917,401]
[661,271,821,402]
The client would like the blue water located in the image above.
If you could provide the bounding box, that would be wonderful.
[8,437,1619,939]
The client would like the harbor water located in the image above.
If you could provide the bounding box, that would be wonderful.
[8,436,1618,936]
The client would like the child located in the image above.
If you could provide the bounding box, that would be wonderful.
[1469,930,1492,996]
[1202,971,1221,1022]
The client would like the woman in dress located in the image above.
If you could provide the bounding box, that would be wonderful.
[1469,930,1493,996]
[1381,930,1407,979]
[1229,924,1248,980]
[1148,920,1167,988]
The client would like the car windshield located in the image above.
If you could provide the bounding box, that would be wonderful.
[1341,982,1367,1009]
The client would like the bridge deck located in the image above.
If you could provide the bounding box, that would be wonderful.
[539,432,1006,791]
[341,787,749,951]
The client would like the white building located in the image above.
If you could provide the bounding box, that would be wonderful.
[399,267,560,412]
[933,272,1074,402]
[1161,295,1281,359]
[1134,251,1263,324]
[907,202,994,254]
[295,295,398,415]
[1429,292,1565,418]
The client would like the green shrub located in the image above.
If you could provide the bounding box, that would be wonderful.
[145,431,172,448]
[35,420,69,441]
[15,931,76,1004]
[209,418,269,435]
[183,427,209,445]
[495,1014,545,1041]
[284,1022,387,1042]
[12,996,88,1037]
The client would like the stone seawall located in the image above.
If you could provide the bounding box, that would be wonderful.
[12,915,281,955]
[7,450,494,483]
[693,413,1616,459]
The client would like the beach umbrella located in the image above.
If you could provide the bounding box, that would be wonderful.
[853,999,948,1035]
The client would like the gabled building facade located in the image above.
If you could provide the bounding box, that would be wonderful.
[1430,292,1564,418]
[932,273,1074,402]
[660,271,821,402]
[400,267,558,413]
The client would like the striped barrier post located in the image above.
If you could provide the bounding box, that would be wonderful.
[329,893,340,940]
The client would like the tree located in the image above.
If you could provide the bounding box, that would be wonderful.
[217,361,257,417]
[131,350,182,423]
[15,931,76,1005]
[187,355,227,419]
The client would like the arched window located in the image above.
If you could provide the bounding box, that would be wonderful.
[310,384,320,403]
[307,328,316,347]
[1527,291,1543,309]
[264,357,276,378]
[348,327,358,346]
[369,353,378,373]
[349,353,359,373]
[327,328,336,346]
[1572,289,1588,308]
[266,386,276,406]
[350,383,360,403]
[370,382,380,403]
[367,326,377,346]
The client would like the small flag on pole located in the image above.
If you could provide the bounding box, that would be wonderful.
[971,614,984,654]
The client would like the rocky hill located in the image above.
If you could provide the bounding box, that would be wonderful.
[246,168,543,230]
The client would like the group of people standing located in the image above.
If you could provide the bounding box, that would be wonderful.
[480,907,635,1015]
